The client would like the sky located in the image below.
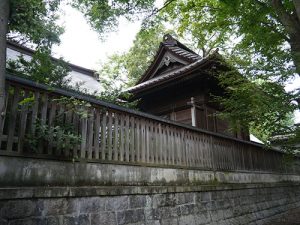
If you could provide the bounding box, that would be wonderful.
[52,4,300,123]
[52,5,142,70]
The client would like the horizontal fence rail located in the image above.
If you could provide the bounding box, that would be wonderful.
[0,74,299,174]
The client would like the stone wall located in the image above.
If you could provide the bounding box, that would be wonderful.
[1,156,300,225]
[0,184,300,225]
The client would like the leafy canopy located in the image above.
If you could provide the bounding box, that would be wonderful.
[159,0,300,146]
[72,0,156,35]
[99,0,300,148]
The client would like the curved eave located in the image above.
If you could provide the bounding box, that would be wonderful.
[137,43,200,85]
[137,43,166,84]
[128,52,218,95]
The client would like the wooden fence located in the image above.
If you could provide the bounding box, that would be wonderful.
[0,74,299,174]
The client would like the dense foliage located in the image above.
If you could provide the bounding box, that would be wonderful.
[98,0,300,149]
[2,0,300,150]
[4,0,71,88]
[72,0,156,35]
[163,0,300,148]
[99,23,173,87]
[1,0,158,104]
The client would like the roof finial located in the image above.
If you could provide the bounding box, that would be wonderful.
[163,34,177,45]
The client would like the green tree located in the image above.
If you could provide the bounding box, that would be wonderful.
[0,0,65,113]
[157,0,300,145]
[99,23,174,87]
[98,0,300,145]
[0,0,157,115]
[7,47,71,87]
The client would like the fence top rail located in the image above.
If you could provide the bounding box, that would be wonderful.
[5,73,283,154]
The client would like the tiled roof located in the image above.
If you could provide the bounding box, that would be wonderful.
[164,44,201,62]
[137,34,202,84]
[127,52,217,93]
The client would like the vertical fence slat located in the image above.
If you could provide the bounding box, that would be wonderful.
[141,119,146,162]
[101,111,107,160]
[17,91,29,153]
[124,115,130,162]
[87,109,94,159]
[94,109,100,159]
[158,123,163,164]
[135,118,140,162]
[119,114,125,161]
[130,116,135,162]
[7,87,20,152]
[80,116,88,159]
[0,85,9,151]
[47,101,57,155]
[107,111,113,161]
[113,112,119,161]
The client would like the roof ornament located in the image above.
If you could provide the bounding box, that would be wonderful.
[163,34,177,45]
[160,54,176,68]
[163,55,171,66]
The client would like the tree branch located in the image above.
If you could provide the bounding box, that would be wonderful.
[260,21,290,41]
[146,0,176,18]
[271,0,300,36]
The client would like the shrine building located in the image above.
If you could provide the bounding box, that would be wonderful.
[128,34,249,141]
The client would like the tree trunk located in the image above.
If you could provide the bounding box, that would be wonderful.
[0,0,9,114]
[271,0,300,75]
[290,34,300,76]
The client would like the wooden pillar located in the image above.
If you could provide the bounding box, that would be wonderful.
[191,97,196,127]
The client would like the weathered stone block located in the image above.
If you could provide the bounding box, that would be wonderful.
[63,214,90,225]
[160,218,178,225]
[176,193,194,205]
[179,204,196,216]
[0,200,38,219]
[144,208,154,221]
[91,212,116,225]
[106,196,129,211]
[0,219,7,225]
[79,197,106,214]
[195,211,212,224]
[210,209,224,222]
[178,215,195,225]
[152,195,164,208]
[222,208,233,219]
[145,220,160,225]
[9,218,44,225]
[44,217,60,225]
[196,192,211,202]
[117,209,145,225]
[152,194,177,208]
[41,199,69,216]
[129,196,147,209]
[159,206,179,219]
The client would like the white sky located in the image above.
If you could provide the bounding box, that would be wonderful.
[52,4,142,70]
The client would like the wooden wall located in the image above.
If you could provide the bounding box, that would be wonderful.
[136,73,250,141]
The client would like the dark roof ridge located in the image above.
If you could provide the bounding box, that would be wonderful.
[137,34,201,84]
[128,50,219,93]
[7,40,97,78]
[162,34,198,55]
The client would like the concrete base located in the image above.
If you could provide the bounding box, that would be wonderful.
[1,156,300,187]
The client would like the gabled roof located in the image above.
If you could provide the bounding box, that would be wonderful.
[128,34,220,94]
[127,51,219,93]
[137,34,201,84]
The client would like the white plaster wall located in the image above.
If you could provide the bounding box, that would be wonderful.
[6,48,102,94]
[66,70,102,93]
